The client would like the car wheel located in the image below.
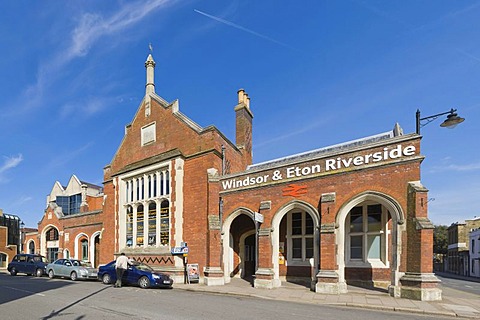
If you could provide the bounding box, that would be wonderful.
[70,271,78,281]
[138,276,150,289]
[10,267,17,276]
[102,273,111,284]
[48,270,54,279]
[35,268,44,277]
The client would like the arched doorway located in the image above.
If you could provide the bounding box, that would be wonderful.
[93,234,100,267]
[44,227,59,262]
[336,192,404,292]
[28,240,35,254]
[222,208,256,284]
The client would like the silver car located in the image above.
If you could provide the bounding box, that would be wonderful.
[47,259,97,281]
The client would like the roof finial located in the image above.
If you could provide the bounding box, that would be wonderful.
[148,43,153,53]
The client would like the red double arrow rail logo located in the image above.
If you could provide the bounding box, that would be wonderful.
[282,184,307,197]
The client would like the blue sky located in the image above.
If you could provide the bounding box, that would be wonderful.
[0,0,479,228]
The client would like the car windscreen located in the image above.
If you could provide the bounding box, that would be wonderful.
[33,256,48,263]
[134,263,154,272]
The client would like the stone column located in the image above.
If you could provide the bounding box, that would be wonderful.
[204,168,225,286]
[254,227,275,289]
[400,182,442,301]
[316,192,347,294]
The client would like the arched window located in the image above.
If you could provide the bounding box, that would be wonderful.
[137,205,144,246]
[126,206,133,247]
[46,228,59,241]
[64,249,70,259]
[160,200,170,245]
[81,239,88,261]
[148,202,156,246]
[286,211,314,262]
[29,241,35,254]
[346,202,389,266]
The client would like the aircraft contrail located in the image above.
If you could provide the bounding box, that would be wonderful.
[194,9,296,50]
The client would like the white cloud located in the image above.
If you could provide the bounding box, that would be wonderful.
[0,154,23,174]
[68,0,171,60]
[429,162,480,173]
[0,154,23,183]
[12,0,173,116]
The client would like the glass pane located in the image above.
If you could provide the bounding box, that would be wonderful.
[350,235,363,259]
[367,204,382,214]
[368,212,382,232]
[291,212,302,235]
[350,207,363,232]
[305,214,314,234]
[305,237,313,258]
[292,238,302,259]
[367,235,381,259]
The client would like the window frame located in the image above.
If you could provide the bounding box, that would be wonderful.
[346,202,390,268]
[286,211,314,266]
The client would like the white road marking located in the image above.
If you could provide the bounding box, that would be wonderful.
[3,286,45,296]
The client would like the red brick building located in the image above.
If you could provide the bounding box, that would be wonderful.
[24,175,104,266]
[23,53,441,300]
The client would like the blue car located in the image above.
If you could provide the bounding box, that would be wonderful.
[98,260,173,289]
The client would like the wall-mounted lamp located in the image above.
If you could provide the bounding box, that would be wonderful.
[416,108,465,134]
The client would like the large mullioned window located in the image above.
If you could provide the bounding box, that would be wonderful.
[123,168,170,248]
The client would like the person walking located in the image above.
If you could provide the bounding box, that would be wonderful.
[114,253,130,288]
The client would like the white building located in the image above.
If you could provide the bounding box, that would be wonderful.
[470,228,480,278]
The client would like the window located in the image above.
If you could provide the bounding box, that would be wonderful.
[160,200,170,245]
[347,203,388,266]
[126,206,133,247]
[56,194,82,215]
[122,168,170,248]
[46,228,59,241]
[137,205,144,246]
[287,211,314,262]
[472,239,475,253]
[148,202,156,246]
[81,239,88,260]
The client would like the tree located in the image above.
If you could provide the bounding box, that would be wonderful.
[433,225,448,255]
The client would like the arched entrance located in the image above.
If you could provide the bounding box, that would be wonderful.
[92,233,101,267]
[222,208,256,284]
[41,226,60,262]
[28,240,35,254]
[336,191,404,292]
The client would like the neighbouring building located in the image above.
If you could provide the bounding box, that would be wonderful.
[447,217,480,276]
[0,209,21,268]
[22,53,442,301]
[24,175,104,266]
[470,227,480,278]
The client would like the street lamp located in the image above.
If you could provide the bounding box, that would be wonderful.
[416,108,465,134]
[20,221,25,253]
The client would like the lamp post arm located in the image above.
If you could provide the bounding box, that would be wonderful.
[416,108,457,134]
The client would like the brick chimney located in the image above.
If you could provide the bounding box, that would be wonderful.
[234,89,253,166]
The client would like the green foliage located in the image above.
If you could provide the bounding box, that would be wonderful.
[433,225,448,254]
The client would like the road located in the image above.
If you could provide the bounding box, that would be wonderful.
[0,273,458,320]
[436,273,480,296]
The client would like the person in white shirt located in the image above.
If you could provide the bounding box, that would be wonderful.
[114,253,131,288]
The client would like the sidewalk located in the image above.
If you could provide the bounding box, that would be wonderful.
[173,277,480,319]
